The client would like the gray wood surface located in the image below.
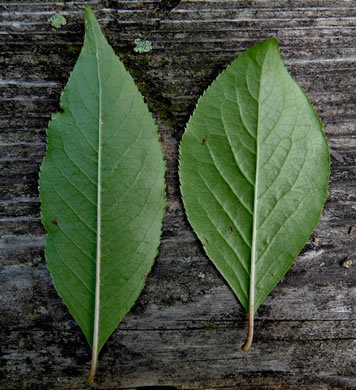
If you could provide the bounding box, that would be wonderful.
[1,0,356,388]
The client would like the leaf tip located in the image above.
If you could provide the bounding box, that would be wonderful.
[84,4,93,14]
[84,5,100,32]
[267,36,279,45]
[84,4,93,21]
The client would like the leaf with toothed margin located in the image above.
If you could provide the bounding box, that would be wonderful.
[39,6,166,382]
[179,38,329,352]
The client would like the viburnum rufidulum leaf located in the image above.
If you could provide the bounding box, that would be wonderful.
[39,6,166,382]
[179,38,329,352]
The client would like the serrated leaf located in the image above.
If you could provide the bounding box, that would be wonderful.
[39,6,166,381]
[179,38,329,351]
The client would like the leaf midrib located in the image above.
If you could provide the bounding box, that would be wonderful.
[249,58,262,317]
[242,53,264,351]
[90,28,103,380]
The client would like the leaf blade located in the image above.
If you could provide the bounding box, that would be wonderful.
[179,38,329,349]
[40,5,166,378]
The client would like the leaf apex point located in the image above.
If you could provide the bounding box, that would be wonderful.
[268,36,279,43]
[84,5,93,13]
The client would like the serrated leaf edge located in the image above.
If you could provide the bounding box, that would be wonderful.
[178,37,330,352]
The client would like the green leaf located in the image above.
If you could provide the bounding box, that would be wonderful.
[39,6,166,381]
[179,38,329,351]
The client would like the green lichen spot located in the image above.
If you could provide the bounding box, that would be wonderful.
[33,255,42,264]
[134,38,152,53]
[48,13,67,29]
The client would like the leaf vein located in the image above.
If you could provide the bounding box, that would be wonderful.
[100,205,162,284]
[48,181,96,234]
[198,171,252,254]
[205,144,253,216]
[67,113,98,154]
[257,152,309,231]
[234,92,256,140]
[62,145,97,187]
[55,164,96,207]
[220,111,255,187]
[102,153,149,218]
[53,239,95,296]
[101,169,157,250]
[102,112,147,184]
[256,189,312,266]
[57,225,94,262]
[198,202,249,301]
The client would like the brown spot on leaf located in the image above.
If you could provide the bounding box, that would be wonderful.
[51,218,59,227]
[201,138,206,145]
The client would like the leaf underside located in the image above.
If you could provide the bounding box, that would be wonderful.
[179,38,329,317]
[40,6,166,355]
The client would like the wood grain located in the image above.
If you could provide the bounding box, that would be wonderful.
[1,0,356,388]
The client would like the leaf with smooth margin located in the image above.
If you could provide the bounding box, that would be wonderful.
[39,6,166,381]
[179,38,329,351]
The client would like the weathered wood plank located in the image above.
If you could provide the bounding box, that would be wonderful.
[1,0,356,388]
